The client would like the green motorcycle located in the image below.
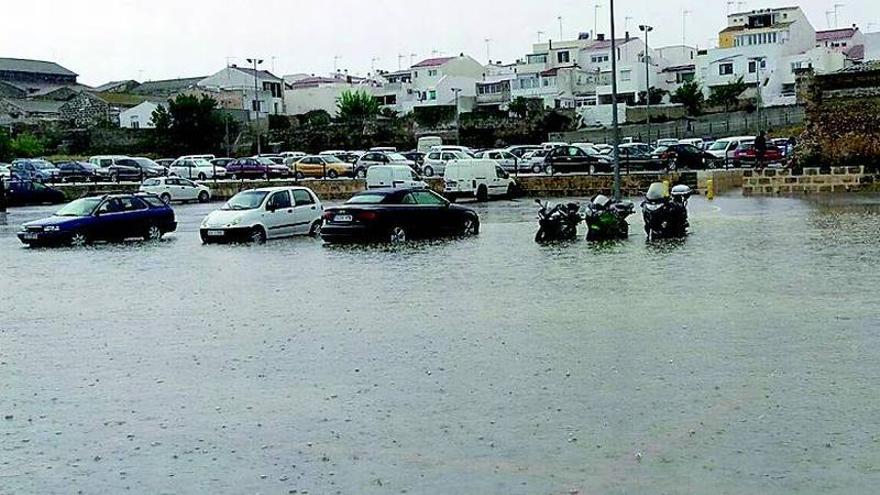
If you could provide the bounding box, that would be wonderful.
[583,194,635,241]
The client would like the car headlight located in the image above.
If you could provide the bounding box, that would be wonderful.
[44,226,60,232]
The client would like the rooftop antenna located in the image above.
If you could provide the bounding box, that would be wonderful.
[410,53,417,66]
[432,49,441,56]
[833,3,845,28]
[371,57,380,73]
[682,9,692,54]
[484,38,492,62]
[398,54,405,70]
[558,15,564,40]
[624,16,633,33]
[737,1,746,11]
[333,55,341,73]
[726,1,735,15]
[536,30,545,42]
[271,56,278,74]
[825,10,834,29]
[594,4,602,38]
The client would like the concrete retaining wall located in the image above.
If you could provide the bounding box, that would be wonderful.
[742,167,878,196]
[697,169,744,194]
[52,172,700,202]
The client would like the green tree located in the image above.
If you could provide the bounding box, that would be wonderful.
[637,87,667,106]
[671,80,705,116]
[150,95,228,155]
[10,133,45,158]
[708,77,747,112]
[508,97,543,119]
[336,90,380,123]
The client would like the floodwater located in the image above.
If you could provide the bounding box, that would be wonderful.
[1,193,879,495]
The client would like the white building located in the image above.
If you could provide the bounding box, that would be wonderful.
[865,32,880,62]
[374,55,484,114]
[283,73,380,116]
[696,6,846,106]
[119,100,162,129]
[198,65,285,119]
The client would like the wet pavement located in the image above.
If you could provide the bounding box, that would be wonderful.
[1,192,880,494]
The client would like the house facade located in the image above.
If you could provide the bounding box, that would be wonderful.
[198,65,285,119]
[375,55,484,114]
[283,73,380,116]
[0,57,79,96]
[119,100,162,129]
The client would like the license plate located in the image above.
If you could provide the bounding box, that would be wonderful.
[207,230,225,237]
[23,233,39,240]
[334,214,353,223]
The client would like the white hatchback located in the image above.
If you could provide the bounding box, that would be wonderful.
[200,186,323,244]
[140,177,211,204]
[169,158,226,180]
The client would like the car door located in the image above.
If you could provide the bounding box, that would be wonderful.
[93,198,127,240]
[173,178,197,201]
[119,196,152,237]
[263,190,295,238]
[490,166,510,196]
[291,189,320,234]
[411,190,454,235]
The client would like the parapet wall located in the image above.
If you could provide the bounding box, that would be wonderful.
[742,167,878,196]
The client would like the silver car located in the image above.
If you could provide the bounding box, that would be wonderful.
[422,150,469,177]
[353,152,415,178]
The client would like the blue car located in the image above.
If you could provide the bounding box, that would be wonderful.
[10,159,61,182]
[17,193,178,247]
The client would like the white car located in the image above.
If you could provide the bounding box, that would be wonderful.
[279,151,307,160]
[366,165,426,190]
[522,149,550,173]
[422,150,469,177]
[169,158,226,180]
[443,159,516,202]
[200,186,323,244]
[706,136,756,160]
[476,149,521,172]
[0,164,10,180]
[140,177,211,204]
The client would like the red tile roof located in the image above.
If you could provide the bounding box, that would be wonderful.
[412,57,455,68]
[816,28,858,41]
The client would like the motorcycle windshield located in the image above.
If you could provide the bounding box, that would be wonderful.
[646,182,667,201]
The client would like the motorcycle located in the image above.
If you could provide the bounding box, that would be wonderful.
[535,199,583,242]
[641,182,694,241]
[583,194,636,241]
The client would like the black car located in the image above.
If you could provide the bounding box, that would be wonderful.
[321,188,480,244]
[107,157,166,181]
[651,144,713,170]
[403,151,426,167]
[56,161,108,182]
[4,180,66,206]
[613,146,664,172]
[544,145,612,175]
[211,158,235,169]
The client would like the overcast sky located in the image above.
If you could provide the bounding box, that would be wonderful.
[3,0,878,85]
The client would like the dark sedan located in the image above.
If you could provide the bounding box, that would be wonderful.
[4,180,66,206]
[56,161,109,182]
[17,193,177,247]
[543,145,612,175]
[651,144,714,170]
[107,157,166,181]
[321,188,480,244]
[226,157,291,179]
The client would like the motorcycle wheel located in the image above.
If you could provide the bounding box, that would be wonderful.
[535,229,548,243]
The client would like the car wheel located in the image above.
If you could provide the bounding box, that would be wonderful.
[144,224,163,241]
[423,166,434,177]
[198,173,207,181]
[198,191,209,203]
[160,193,172,204]
[388,225,407,244]
[327,170,339,179]
[294,171,305,180]
[461,218,479,236]
[476,185,488,202]
[309,220,323,237]
[545,165,554,175]
[532,164,543,174]
[250,226,267,244]
[68,231,90,247]
[356,168,367,179]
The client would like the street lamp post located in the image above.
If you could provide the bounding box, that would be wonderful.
[452,88,462,145]
[247,57,264,156]
[609,0,622,200]
[749,57,764,131]
[639,24,654,145]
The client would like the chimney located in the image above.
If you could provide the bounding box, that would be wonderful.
[625,31,630,41]
[597,33,605,41]
[549,39,553,49]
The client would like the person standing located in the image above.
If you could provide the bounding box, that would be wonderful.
[754,131,768,170]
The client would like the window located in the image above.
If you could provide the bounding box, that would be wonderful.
[429,90,437,100]
[412,190,446,205]
[557,51,570,63]
[98,199,123,214]
[620,70,631,81]
[400,193,417,204]
[495,167,508,179]
[267,191,291,209]
[120,197,148,211]
[719,63,734,76]
[292,189,315,206]
[428,69,438,76]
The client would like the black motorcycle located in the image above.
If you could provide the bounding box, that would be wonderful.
[535,200,583,242]
[583,194,636,241]
[641,183,693,241]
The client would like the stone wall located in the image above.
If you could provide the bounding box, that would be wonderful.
[59,92,112,128]
[742,167,877,196]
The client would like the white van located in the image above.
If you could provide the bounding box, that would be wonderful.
[443,159,516,202]
[366,165,427,190]
[417,136,443,154]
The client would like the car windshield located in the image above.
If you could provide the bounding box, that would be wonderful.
[652,146,670,154]
[708,140,729,151]
[222,191,269,210]
[55,197,101,217]
[347,194,388,204]
[33,161,55,169]
[387,153,408,161]
[134,158,159,168]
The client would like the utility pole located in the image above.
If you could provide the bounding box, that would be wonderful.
[749,56,764,130]
[452,88,462,145]
[410,53,417,66]
[558,16,564,40]
[594,4,602,37]
[247,57,264,156]
[624,16,633,33]
[833,3,845,28]
[640,24,654,145]
[609,0,621,200]
[484,38,492,63]
[682,10,691,58]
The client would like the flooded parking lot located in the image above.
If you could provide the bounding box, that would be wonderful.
[2,193,880,494]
